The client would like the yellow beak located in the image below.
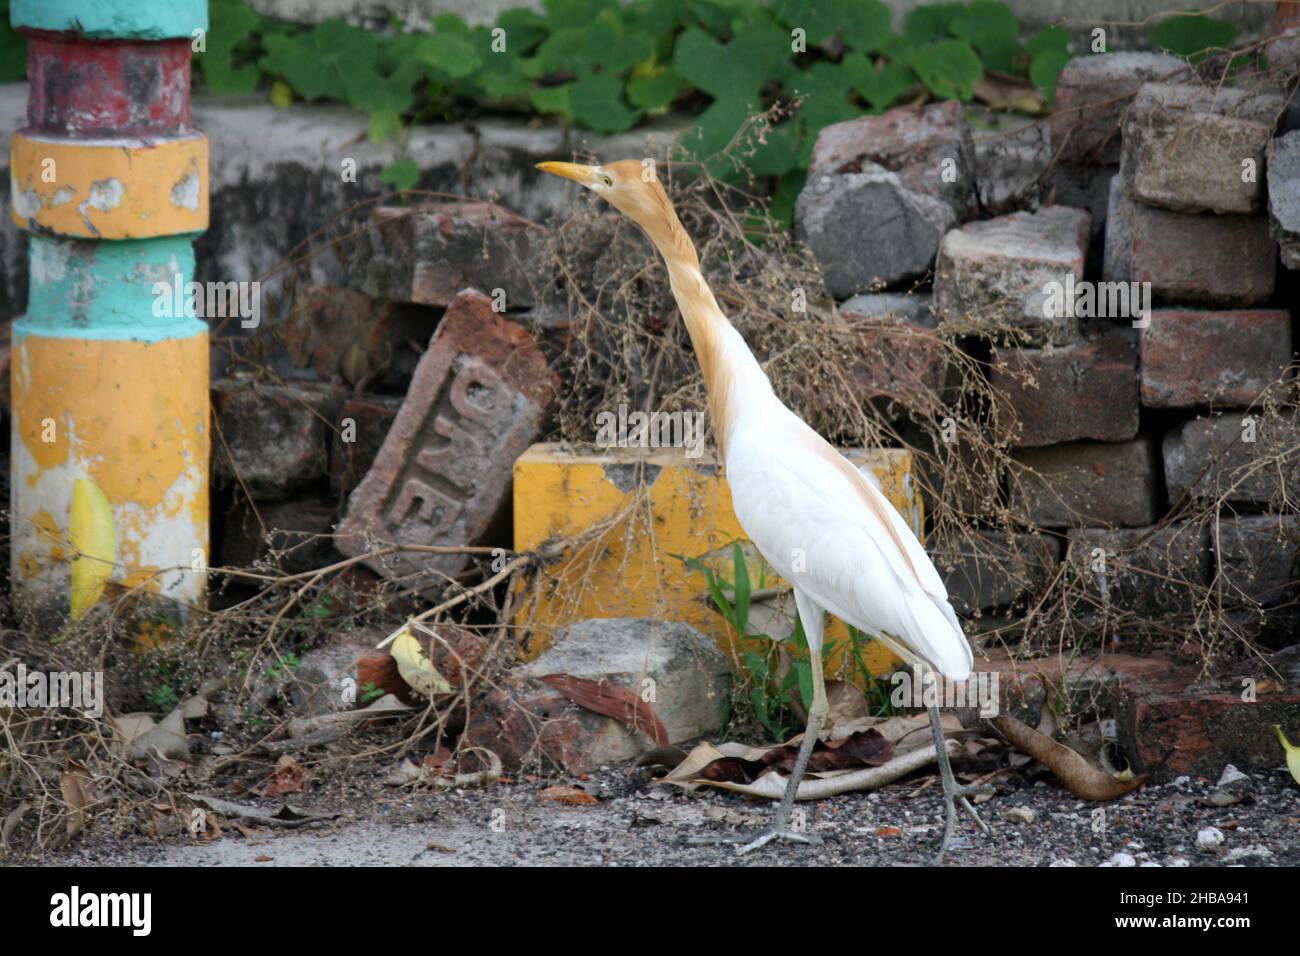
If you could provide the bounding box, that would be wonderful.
[535,161,597,185]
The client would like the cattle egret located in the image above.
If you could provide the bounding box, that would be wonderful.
[537,159,990,862]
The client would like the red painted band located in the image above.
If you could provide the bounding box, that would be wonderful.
[24,31,191,136]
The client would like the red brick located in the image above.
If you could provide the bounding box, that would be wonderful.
[1118,689,1300,781]
[935,206,1091,345]
[991,329,1139,447]
[219,496,338,573]
[809,99,975,216]
[1140,310,1292,408]
[1010,438,1159,527]
[285,285,434,388]
[1120,83,1280,215]
[335,289,556,582]
[1051,52,1189,164]
[1129,206,1275,306]
[1065,523,1210,615]
[1163,411,1300,506]
[329,395,402,494]
[840,294,948,406]
[352,202,545,309]
[212,379,345,501]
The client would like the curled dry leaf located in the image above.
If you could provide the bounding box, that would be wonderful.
[391,626,453,699]
[992,714,1146,800]
[256,755,306,797]
[541,673,669,746]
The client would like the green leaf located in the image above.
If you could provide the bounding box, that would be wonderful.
[731,543,751,638]
[1025,25,1070,57]
[744,119,801,177]
[842,51,917,112]
[840,0,892,54]
[198,0,262,93]
[787,59,862,164]
[772,0,847,46]
[768,169,806,228]
[260,20,380,102]
[543,0,620,29]
[908,38,982,100]
[531,83,573,117]
[343,68,414,115]
[568,71,640,131]
[432,13,469,33]
[535,16,655,74]
[381,159,419,191]
[626,68,688,111]
[416,31,483,80]
[951,0,1018,70]
[496,7,550,53]
[367,110,403,143]
[901,3,963,46]
[1151,13,1237,58]
[1029,48,1071,106]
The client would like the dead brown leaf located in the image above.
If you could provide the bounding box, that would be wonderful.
[541,673,669,746]
[60,758,95,840]
[539,785,599,806]
[256,755,307,797]
[993,714,1146,800]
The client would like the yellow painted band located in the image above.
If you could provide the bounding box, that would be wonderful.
[10,132,209,239]
[512,444,913,681]
[11,332,210,604]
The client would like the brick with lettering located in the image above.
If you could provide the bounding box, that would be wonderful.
[335,289,556,581]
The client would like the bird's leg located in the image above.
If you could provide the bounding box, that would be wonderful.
[687,591,827,853]
[732,649,829,854]
[926,667,993,865]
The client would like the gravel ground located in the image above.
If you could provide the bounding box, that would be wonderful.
[53,759,1300,867]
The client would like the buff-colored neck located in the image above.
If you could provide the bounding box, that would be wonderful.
[637,208,746,456]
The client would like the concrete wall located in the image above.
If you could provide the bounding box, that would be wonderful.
[0,82,683,323]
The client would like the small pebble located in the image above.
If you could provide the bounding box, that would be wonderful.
[1104,852,1137,867]
[1196,826,1225,851]
[1004,807,1036,825]
[1217,764,1250,789]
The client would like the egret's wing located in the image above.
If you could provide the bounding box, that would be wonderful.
[726,411,972,680]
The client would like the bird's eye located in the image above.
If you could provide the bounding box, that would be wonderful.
[602,175,614,187]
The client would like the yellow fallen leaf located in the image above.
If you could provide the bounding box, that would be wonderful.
[391,626,453,698]
[1275,726,1300,785]
[69,478,116,621]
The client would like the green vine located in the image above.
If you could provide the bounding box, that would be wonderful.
[0,0,1242,205]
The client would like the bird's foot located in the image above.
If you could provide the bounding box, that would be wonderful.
[686,824,821,855]
[934,782,995,865]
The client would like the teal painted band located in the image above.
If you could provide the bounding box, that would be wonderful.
[25,234,208,342]
[12,0,208,39]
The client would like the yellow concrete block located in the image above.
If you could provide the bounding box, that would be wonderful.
[513,443,924,682]
[10,132,209,239]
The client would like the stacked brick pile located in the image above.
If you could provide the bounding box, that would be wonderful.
[211,204,558,595]
[796,53,1299,644]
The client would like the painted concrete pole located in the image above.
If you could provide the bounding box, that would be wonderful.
[9,0,210,630]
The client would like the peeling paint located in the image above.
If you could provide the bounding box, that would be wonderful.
[14,185,43,220]
[170,163,200,211]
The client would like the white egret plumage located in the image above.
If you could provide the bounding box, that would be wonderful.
[537,159,991,861]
